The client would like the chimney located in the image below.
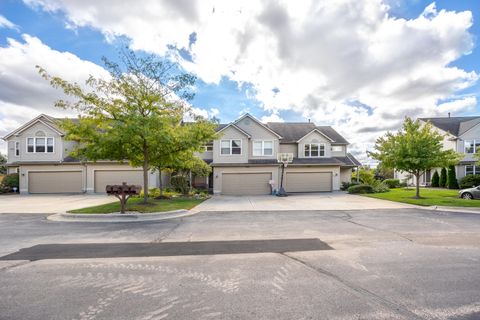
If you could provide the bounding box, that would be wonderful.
[448,112,451,118]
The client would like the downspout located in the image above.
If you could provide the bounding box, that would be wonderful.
[356,166,360,183]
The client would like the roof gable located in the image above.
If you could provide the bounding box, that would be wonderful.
[3,114,64,140]
[234,114,282,138]
[216,123,251,138]
[296,128,334,143]
[419,116,480,137]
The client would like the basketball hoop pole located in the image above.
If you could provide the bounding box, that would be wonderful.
[276,153,292,197]
[277,160,288,197]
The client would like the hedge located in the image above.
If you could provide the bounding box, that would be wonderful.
[383,178,400,188]
[459,174,480,189]
[347,184,374,194]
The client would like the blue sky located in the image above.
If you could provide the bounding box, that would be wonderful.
[0,0,479,160]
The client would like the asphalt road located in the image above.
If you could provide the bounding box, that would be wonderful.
[1,208,480,319]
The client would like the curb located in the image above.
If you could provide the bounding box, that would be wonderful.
[425,205,480,215]
[47,209,199,222]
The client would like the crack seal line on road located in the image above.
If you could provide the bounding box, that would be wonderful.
[151,219,183,243]
[0,260,31,272]
[279,252,425,320]
[340,212,414,243]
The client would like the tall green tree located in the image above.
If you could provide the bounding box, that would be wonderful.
[431,170,440,187]
[375,162,394,180]
[0,153,6,175]
[369,118,461,198]
[38,48,217,204]
[447,165,459,189]
[440,167,447,187]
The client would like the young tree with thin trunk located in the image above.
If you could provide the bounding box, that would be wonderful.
[38,48,216,204]
[369,118,460,199]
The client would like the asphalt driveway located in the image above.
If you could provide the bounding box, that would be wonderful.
[0,194,116,213]
[196,191,412,211]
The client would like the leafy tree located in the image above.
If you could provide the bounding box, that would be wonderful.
[0,153,6,175]
[431,170,440,187]
[369,118,461,198]
[38,48,217,204]
[447,165,459,189]
[440,167,447,188]
[375,162,394,180]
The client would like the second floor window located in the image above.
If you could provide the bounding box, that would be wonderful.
[221,139,241,155]
[465,140,474,153]
[304,143,325,157]
[27,137,54,153]
[464,140,480,154]
[15,142,19,156]
[253,141,273,156]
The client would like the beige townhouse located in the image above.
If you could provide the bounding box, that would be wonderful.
[195,114,361,195]
[395,116,480,186]
[3,113,360,195]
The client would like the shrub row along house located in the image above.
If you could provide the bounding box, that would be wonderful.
[3,113,360,195]
[395,115,480,186]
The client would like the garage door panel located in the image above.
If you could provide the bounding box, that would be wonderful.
[94,170,143,193]
[29,171,82,194]
[222,172,271,195]
[286,172,332,192]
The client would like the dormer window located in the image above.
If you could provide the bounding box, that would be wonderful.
[305,143,325,157]
[27,137,54,153]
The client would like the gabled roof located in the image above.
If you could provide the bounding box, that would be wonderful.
[265,122,349,144]
[296,128,334,143]
[3,114,64,140]
[216,123,252,138]
[234,113,283,138]
[419,116,480,137]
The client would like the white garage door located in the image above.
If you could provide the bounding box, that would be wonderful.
[28,171,82,194]
[94,170,143,193]
[222,172,272,195]
[286,172,332,192]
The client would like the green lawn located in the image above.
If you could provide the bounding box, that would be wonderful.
[364,187,480,207]
[68,197,206,214]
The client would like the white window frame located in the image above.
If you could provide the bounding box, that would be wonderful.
[465,165,480,176]
[304,143,326,157]
[220,139,242,156]
[253,140,274,156]
[14,141,20,157]
[465,140,478,154]
[26,137,55,153]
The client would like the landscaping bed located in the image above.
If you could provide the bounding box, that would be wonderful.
[363,187,480,207]
[68,196,206,214]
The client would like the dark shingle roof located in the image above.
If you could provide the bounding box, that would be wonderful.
[419,116,480,136]
[213,155,361,167]
[264,122,349,144]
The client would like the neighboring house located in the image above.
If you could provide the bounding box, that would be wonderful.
[3,113,360,195]
[195,114,361,195]
[3,114,158,194]
[395,116,480,186]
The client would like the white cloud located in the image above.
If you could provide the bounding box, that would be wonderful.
[17,1,480,162]
[0,34,109,153]
[261,113,284,123]
[209,107,220,117]
[0,15,18,30]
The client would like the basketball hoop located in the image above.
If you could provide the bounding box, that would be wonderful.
[277,153,293,166]
[276,153,293,197]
